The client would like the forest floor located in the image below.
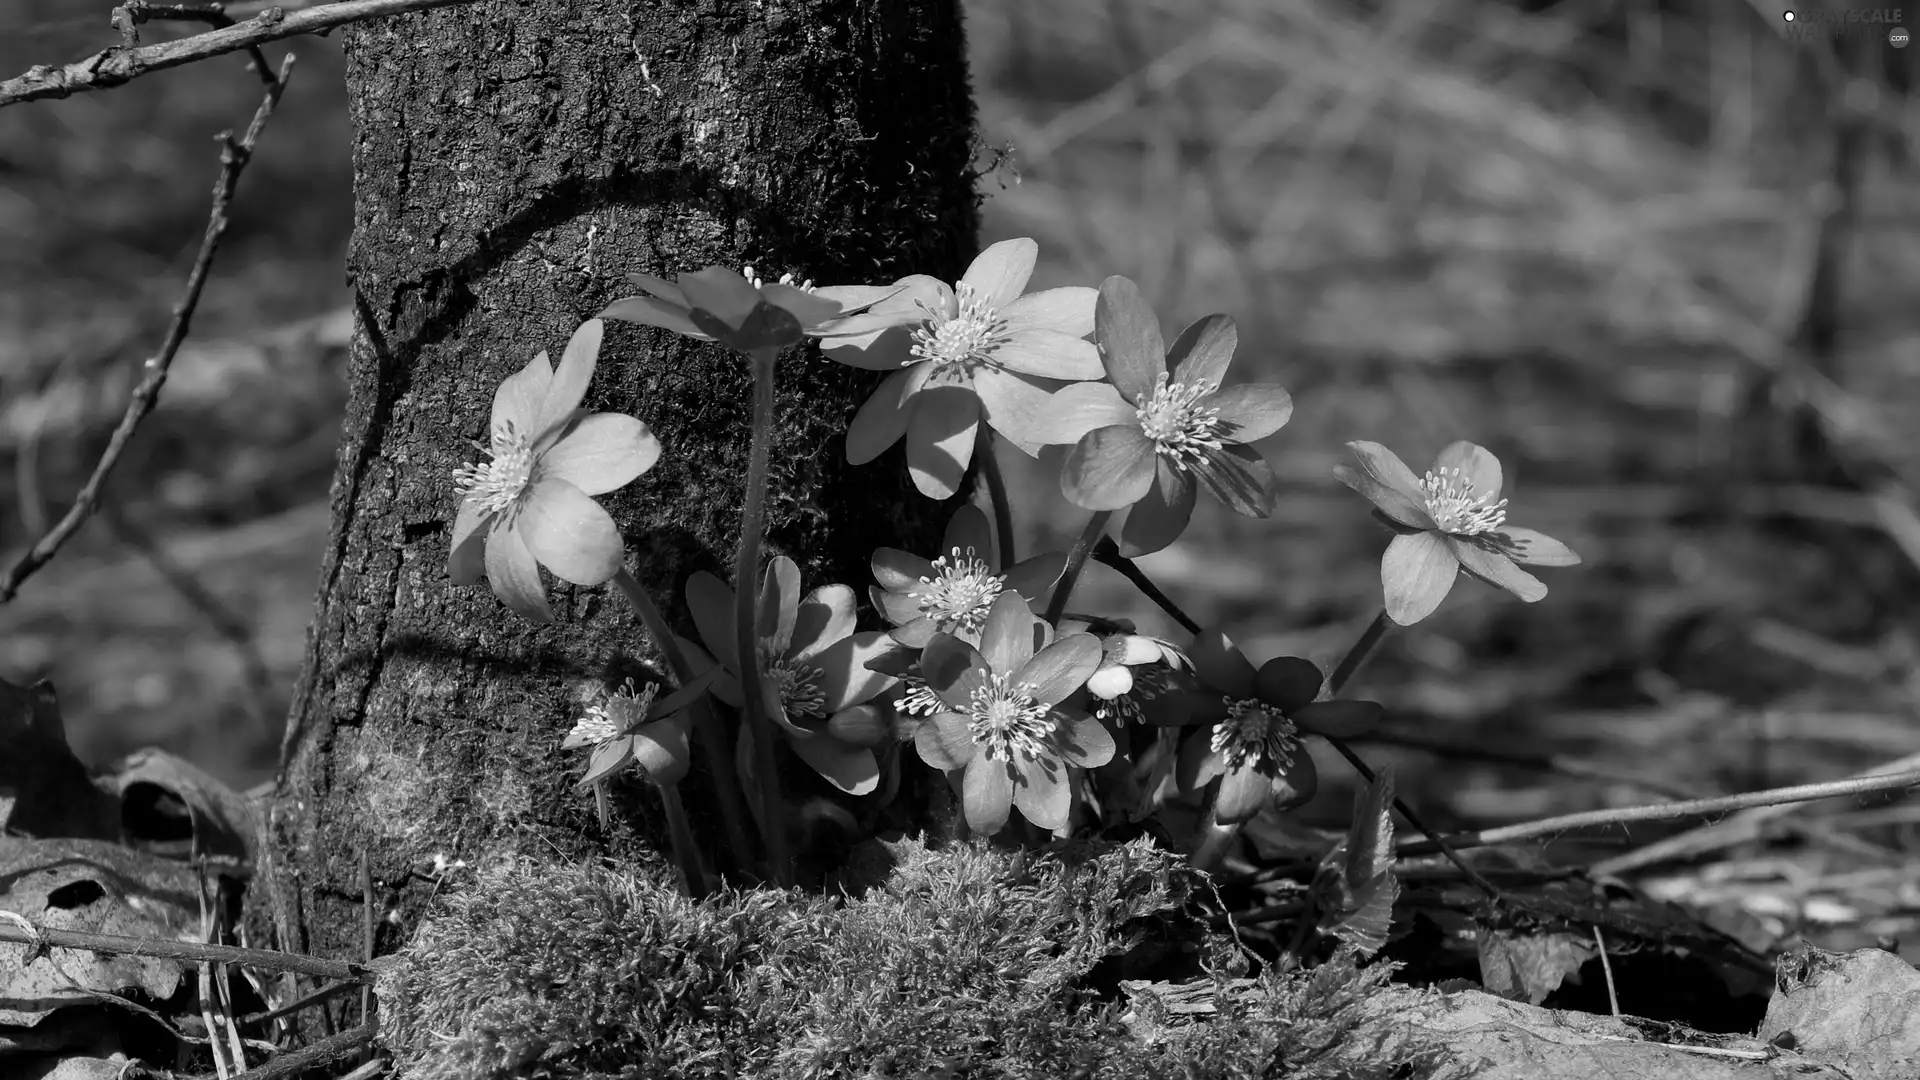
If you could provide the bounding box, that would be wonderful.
[3,0,1920,1051]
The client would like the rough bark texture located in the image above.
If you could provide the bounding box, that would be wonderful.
[259,0,974,982]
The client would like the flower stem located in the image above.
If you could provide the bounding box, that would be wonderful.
[1328,609,1392,695]
[736,347,793,887]
[1043,510,1112,625]
[659,782,707,898]
[1090,535,1202,634]
[975,427,1017,565]
[612,567,753,873]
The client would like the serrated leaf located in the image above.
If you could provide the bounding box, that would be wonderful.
[1316,770,1400,956]
[1477,927,1597,1005]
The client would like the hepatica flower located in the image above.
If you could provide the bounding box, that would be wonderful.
[600,265,897,353]
[682,556,898,795]
[912,593,1112,835]
[449,319,661,624]
[565,678,699,789]
[820,238,1104,499]
[870,504,1065,648]
[1039,276,1292,555]
[1334,441,1581,626]
[1179,632,1384,824]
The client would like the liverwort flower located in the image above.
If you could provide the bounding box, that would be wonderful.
[449,319,662,624]
[870,503,1066,648]
[565,676,709,790]
[820,238,1104,499]
[682,556,898,795]
[1178,631,1385,824]
[1038,276,1293,555]
[911,592,1112,836]
[1333,440,1582,626]
[599,265,899,353]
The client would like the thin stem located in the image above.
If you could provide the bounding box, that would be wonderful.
[658,783,707,898]
[736,348,793,887]
[975,427,1017,566]
[1043,511,1112,625]
[1091,536,1202,634]
[612,567,753,877]
[1328,610,1392,695]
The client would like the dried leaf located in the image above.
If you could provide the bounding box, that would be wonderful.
[1477,927,1596,1006]
[107,748,256,866]
[0,678,117,842]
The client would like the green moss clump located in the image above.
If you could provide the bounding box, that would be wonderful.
[375,837,1441,1079]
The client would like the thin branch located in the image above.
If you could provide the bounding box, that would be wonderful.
[110,0,278,87]
[1395,768,1920,861]
[196,1022,378,1080]
[0,0,473,109]
[1351,728,1704,802]
[0,54,292,603]
[0,916,373,983]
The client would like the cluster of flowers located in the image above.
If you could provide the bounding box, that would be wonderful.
[448,239,1579,852]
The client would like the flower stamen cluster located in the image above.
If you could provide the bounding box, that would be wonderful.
[1421,467,1509,535]
[569,679,660,749]
[760,642,828,720]
[909,282,1009,370]
[451,420,535,516]
[1210,697,1297,771]
[912,546,1006,635]
[1094,663,1170,726]
[742,264,815,292]
[966,672,1056,763]
[1135,372,1224,471]
[896,676,944,717]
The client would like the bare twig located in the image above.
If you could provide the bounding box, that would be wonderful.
[0,0,473,109]
[201,1022,378,1080]
[0,54,292,603]
[1593,925,1619,1018]
[110,0,278,87]
[0,916,373,983]
[1351,728,1704,802]
[1396,768,1920,861]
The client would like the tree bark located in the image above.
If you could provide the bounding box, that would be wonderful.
[257,0,974,986]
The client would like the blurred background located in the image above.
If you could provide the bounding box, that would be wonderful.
[3,0,1918,942]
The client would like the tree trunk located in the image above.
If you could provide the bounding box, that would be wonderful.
[257,0,974,985]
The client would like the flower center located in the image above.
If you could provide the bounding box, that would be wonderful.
[909,282,1009,369]
[1210,697,1297,771]
[761,643,827,719]
[1421,467,1508,535]
[966,672,1057,763]
[570,679,659,748]
[911,547,1006,635]
[895,676,944,718]
[1135,372,1223,469]
[452,419,536,517]
[1094,663,1170,727]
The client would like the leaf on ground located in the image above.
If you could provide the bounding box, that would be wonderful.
[0,677,118,842]
[0,838,200,1026]
[1316,769,1399,956]
[1760,944,1920,1079]
[107,748,256,867]
[1477,926,1596,1006]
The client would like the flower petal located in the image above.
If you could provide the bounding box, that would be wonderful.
[904,386,979,499]
[537,414,660,496]
[792,584,858,661]
[534,319,601,435]
[1448,536,1547,602]
[1166,314,1237,389]
[980,590,1043,674]
[599,295,708,339]
[485,519,551,624]
[789,735,878,796]
[627,272,689,307]
[1212,764,1272,825]
[630,718,692,785]
[872,547,936,594]
[1004,551,1067,601]
[686,571,739,673]
[990,330,1103,381]
[999,285,1096,336]
[676,266,763,329]
[845,367,921,464]
[1013,632,1102,706]
[1176,729,1225,791]
[1292,700,1383,738]
[1117,463,1195,556]
[1063,425,1157,511]
[1336,442,1436,529]
[753,556,800,656]
[1060,714,1116,768]
[886,616,939,648]
[971,365,1064,457]
[1192,444,1275,518]
[1270,749,1319,811]
[1205,383,1293,444]
[449,500,490,586]
[1094,276,1165,401]
[941,503,996,566]
[817,276,945,365]
[1433,441,1503,502]
[492,348,553,434]
[1189,630,1256,698]
[1035,381,1137,445]
[1253,657,1323,713]
[922,633,991,710]
[519,479,625,586]
[1492,526,1582,568]
[814,630,899,711]
[577,736,636,789]
[759,283,845,330]
[1012,758,1070,833]
[916,712,978,770]
[1383,530,1459,626]
[963,755,1015,835]
[960,237,1038,309]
